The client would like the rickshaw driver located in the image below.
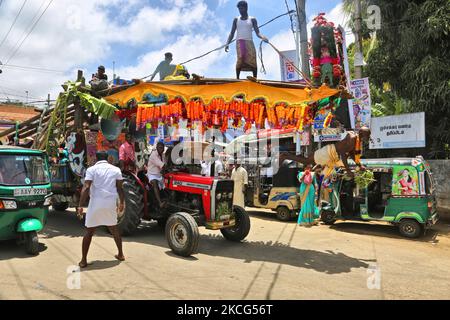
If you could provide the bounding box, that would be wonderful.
[280,127,371,178]
[0,156,27,185]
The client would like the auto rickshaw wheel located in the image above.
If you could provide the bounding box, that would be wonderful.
[275,206,292,221]
[165,212,199,257]
[220,206,251,242]
[399,219,422,238]
[320,210,336,225]
[25,231,39,255]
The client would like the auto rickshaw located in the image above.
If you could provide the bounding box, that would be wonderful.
[0,146,52,254]
[320,156,439,238]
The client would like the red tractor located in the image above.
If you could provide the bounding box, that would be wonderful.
[118,168,250,257]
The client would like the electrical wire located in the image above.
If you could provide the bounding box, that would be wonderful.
[4,0,53,65]
[0,63,64,74]
[140,9,296,80]
[0,0,28,51]
[0,90,43,100]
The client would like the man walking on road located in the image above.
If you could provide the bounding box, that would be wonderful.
[77,151,125,268]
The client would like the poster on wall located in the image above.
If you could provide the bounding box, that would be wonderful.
[97,131,126,165]
[348,77,372,129]
[85,131,99,167]
[370,112,426,149]
[392,166,419,196]
[279,50,299,82]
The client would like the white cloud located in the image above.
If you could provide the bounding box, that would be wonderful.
[0,0,213,100]
[307,3,354,44]
[116,34,231,80]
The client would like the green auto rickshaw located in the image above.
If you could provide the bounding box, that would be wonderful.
[0,146,52,254]
[320,156,439,238]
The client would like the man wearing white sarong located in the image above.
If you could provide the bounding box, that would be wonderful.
[77,151,125,268]
[231,159,248,208]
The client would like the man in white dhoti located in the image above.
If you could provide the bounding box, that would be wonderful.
[77,151,125,268]
[231,159,248,208]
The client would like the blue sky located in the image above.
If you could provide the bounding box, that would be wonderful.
[0,0,348,102]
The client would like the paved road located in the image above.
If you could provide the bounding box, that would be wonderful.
[1,208,449,300]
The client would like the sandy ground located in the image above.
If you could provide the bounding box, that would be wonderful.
[0,208,449,300]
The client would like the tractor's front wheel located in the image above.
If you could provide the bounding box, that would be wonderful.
[221,206,251,242]
[165,212,199,257]
[118,175,144,236]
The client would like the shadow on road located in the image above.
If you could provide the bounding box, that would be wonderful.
[79,259,121,271]
[37,210,373,275]
[328,221,448,243]
[194,233,373,274]
[0,240,48,261]
[246,209,297,223]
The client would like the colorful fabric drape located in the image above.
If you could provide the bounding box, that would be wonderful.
[134,99,314,133]
[104,80,340,108]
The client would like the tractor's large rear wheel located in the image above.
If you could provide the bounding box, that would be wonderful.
[118,175,144,236]
[165,212,199,257]
[220,206,251,242]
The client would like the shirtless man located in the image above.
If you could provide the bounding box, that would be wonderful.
[280,127,371,177]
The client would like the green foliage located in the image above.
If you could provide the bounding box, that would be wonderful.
[371,84,412,117]
[44,81,117,155]
[365,0,450,155]
[353,169,376,189]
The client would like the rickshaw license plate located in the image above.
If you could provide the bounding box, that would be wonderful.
[14,188,47,197]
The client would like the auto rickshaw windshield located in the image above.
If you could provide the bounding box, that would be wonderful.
[0,154,49,186]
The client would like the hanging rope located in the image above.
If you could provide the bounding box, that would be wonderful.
[140,10,295,80]
[258,41,267,75]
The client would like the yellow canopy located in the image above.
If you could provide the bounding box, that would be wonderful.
[104,80,340,107]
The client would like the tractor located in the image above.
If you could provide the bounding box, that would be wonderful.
[118,142,251,257]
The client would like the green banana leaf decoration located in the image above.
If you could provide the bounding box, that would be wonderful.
[44,81,117,155]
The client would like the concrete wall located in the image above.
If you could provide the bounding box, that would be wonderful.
[428,160,450,221]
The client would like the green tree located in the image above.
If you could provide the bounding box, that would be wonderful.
[365,0,450,156]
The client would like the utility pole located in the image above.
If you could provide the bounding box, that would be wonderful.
[295,0,311,79]
[113,61,116,82]
[354,0,364,79]
[295,0,312,156]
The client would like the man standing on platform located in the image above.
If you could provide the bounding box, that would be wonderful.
[225,1,268,79]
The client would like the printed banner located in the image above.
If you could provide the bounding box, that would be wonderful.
[370,112,426,149]
[279,50,299,82]
[348,77,372,129]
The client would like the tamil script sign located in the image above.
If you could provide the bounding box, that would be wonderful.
[370,112,426,149]
[279,50,299,82]
[314,133,347,143]
[348,77,372,129]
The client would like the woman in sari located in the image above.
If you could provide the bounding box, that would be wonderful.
[297,164,320,226]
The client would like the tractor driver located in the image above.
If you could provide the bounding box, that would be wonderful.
[147,141,166,208]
